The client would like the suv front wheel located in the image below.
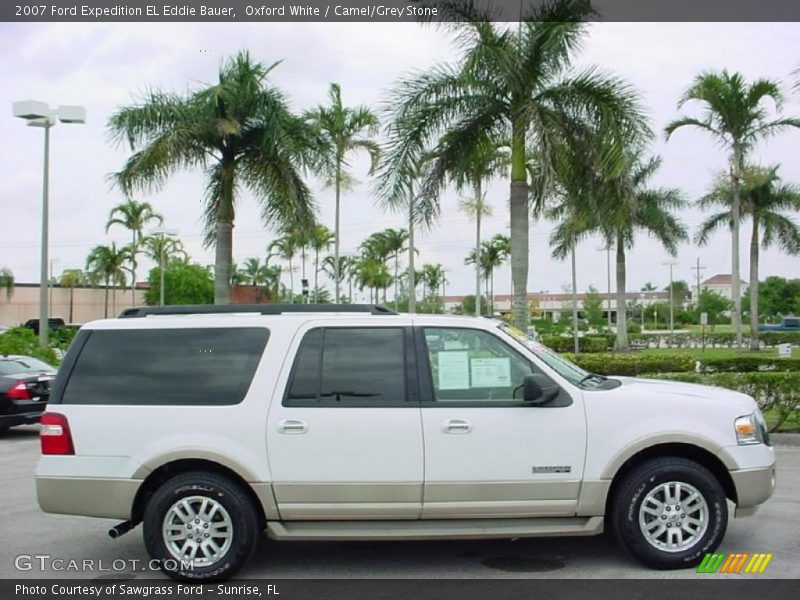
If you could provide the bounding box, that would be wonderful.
[611,457,728,569]
[143,471,260,581]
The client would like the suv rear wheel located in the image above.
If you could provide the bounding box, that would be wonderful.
[611,457,727,569]
[143,471,260,581]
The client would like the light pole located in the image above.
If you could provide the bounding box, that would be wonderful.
[13,100,85,348]
[663,261,677,333]
[149,228,179,306]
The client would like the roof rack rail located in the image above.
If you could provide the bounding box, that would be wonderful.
[118,304,398,318]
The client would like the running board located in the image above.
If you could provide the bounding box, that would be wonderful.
[266,516,604,541]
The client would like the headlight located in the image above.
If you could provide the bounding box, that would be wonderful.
[735,411,768,445]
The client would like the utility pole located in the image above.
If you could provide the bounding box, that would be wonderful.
[691,258,705,308]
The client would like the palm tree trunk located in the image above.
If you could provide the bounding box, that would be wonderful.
[490,269,495,316]
[730,149,743,348]
[103,277,109,319]
[615,236,629,351]
[475,180,482,318]
[130,231,136,307]
[408,198,416,314]
[571,247,579,354]
[314,248,320,304]
[334,163,342,304]
[68,287,74,324]
[288,257,294,303]
[214,219,234,305]
[749,217,760,351]
[394,256,399,311]
[509,122,529,331]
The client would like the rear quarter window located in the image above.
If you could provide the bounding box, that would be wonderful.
[60,328,269,406]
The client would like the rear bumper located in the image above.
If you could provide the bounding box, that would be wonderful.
[0,412,43,428]
[36,476,142,520]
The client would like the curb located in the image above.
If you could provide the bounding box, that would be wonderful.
[770,433,800,447]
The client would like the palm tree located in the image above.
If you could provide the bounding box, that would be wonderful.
[421,263,446,306]
[375,228,408,310]
[86,243,131,318]
[305,83,380,304]
[665,70,800,348]
[696,165,800,350]
[309,224,335,303]
[641,282,657,292]
[58,269,84,323]
[377,0,647,330]
[241,257,268,286]
[460,191,495,317]
[106,199,163,306]
[268,235,298,302]
[108,51,318,305]
[0,268,13,300]
[141,234,188,265]
[591,155,687,350]
[465,235,509,315]
[356,257,391,304]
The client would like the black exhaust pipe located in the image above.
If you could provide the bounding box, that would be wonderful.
[108,520,138,539]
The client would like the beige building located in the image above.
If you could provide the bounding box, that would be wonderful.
[700,274,748,300]
[0,283,146,328]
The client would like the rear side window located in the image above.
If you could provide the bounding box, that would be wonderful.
[285,327,406,406]
[61,328,269,406]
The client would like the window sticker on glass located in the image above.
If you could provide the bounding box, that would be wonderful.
[470,357,511,387]
[437,351,470,390]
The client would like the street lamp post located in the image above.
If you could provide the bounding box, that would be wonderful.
[13,100,85,348]
[149,228,179,306]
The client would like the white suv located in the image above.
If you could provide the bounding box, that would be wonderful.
[36,304,775,581]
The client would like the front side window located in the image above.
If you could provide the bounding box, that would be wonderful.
[423,327,535,404]
[61,328,269,406]
[286,327,406,406]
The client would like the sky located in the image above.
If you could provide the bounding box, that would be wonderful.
[1,21,799,301]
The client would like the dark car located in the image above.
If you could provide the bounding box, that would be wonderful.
[23,318,66,335]
[0,355,57,430]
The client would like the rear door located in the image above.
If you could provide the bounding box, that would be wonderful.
[267,320,424,519]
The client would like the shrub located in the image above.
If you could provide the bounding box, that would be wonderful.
[541,335,613,354]
[699,356,800,373]
[48,326,78,351]
[648,372,800,432]
[0,327,59,365]
[563,352,695,376]
[759,332,800,347]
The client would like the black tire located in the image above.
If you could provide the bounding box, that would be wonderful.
[611,457,727,569]
[143,471,261,581]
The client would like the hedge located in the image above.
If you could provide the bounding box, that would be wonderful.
[647,372,800,432]
[699,356,800,373]
[541,335,614,354]
[563,353,695,376]
[759,332,800,347]
[0,327,59,365]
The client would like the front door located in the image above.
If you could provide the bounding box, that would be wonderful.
[417,326,586,519]
[267,322,423,519]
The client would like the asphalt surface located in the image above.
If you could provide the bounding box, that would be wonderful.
[1,425,798,580]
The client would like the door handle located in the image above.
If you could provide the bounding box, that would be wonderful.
[277,419,308,434]
[442,419,472,434]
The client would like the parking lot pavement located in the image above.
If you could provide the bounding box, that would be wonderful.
[1,424,798,580]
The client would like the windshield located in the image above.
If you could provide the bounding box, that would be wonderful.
[0,357,56,376]
[498,323,591,386]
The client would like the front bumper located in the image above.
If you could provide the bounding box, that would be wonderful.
[720,443,776,516]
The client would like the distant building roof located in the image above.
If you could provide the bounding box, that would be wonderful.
[702,274,748,286]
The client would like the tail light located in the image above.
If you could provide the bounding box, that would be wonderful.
[40,412,75,455]
[7,381,32,400]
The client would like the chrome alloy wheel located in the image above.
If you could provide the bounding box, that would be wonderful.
[638,481,709,553]
[162,495,234,565]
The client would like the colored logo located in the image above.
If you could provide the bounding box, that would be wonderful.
[697,552,773,574]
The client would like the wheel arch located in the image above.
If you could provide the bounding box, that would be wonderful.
[604,442,738,518]
[131,458,269,528]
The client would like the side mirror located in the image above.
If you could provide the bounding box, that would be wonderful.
[522,374,559,405]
